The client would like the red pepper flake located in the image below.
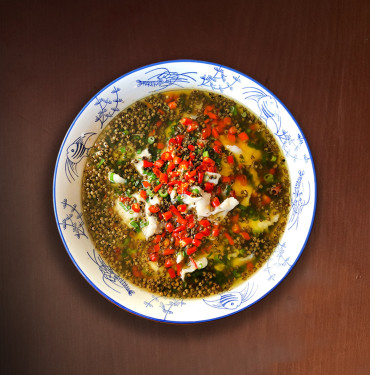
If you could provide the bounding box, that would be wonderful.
[195,233,205,240]
[187,144,195,151]
[167,162,176,172]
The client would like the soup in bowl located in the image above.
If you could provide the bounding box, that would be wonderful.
[54,61,316,323]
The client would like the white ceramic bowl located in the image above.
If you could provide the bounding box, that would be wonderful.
[53,60,316,323]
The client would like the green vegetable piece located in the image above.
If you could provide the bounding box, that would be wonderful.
[118,202,129,211]
[137,149,142,154]
[148,136,155,144]
[271,155,277,162]
[96,158,105,168]
[130,221,141,232]
[203,151,209,157]
[230,106,237,116]
[123,130,129,135]
[192,188,200,195]
[264,173,274,183]
[159,189,168,197]
[120,147,126,153]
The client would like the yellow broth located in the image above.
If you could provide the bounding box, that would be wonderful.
[82,90,290,298]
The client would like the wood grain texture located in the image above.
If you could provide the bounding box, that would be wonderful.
[0,0,369,374]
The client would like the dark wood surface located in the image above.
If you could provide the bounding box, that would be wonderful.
[1,0,369,374]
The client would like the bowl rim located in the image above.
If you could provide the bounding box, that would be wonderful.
[53,59,317,324]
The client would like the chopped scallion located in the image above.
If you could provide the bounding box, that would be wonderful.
[96,158,105,168]
[148,136,155,144]
[159,189,168,197]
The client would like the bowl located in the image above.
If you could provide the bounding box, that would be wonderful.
[53,60,316,323]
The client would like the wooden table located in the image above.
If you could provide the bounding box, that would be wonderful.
[1,1,369,374]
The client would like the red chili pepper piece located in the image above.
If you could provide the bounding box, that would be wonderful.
[199,219,211,227]
[186,246,198,256]
[204,182,215,192]
[149,253,159,262]
[142,181,151,188]
[212,228,220,237]
[153,244,160,253]
[176,263,182,276]
[224,232,235,245]
[177,204,187,212]
[167,268,176,278]
[165,259,174,268]
[201,228,211,236]
[173,225,186,233]
[192,239,202,247]
[240,231,251,240]
[168,138,176,145]
[153,183,163,193]
[227,155,234,164]
[238,132,249,141]
[198,172,204,184]
[143,160,154,168]
[176,135,184,145]
[188,222,195,229]
[154,159,164,168]
[159,172,168,183]
[211,197,220,207]
[163,211,173,221]
[188,144,195,151]
[163,248,175,256]
[195,233,205,240]
[180,117,194,125]
[149,205,160,214]
[165,223,174,233]
[140,190,147,200]
[161,152,173,161]
[203,157,215,165]
[131,203,140,213]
